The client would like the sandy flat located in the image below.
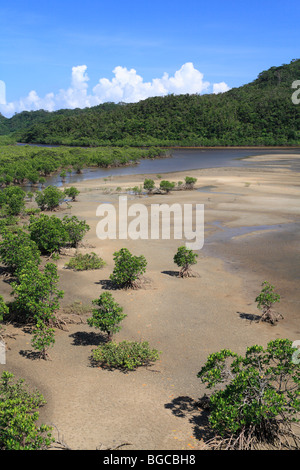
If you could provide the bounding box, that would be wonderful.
[1,152,299,450]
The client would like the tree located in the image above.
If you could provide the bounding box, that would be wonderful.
[197,338,300,450]
[110,248,147,289]
[0,371,54,450]
[173,246,198,278]
[64,186,80,201]
[87,292,126,341]
[159,180,175,193]
[184,176,197,189]
[0,295,9,343]
[31,321,55,360]
[255,280,282,324]
[143,178,155,193]
[35,185,64,211]
[29,214,69,254]
[62,215,90,248]
[59,170,66,182]
[0,295,9,323]
[27,170,40,186]
[0,228,41,275]
[11,262,64,324]
[0,186,26,216]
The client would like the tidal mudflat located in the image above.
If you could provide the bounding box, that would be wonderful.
[1,152,299,450]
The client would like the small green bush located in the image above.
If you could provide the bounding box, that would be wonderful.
[92,340,160,371]
[65,252,105,271]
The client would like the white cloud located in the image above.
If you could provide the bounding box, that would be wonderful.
[0,80,6,105]
[213,81,231,94]
[0,64,230,117]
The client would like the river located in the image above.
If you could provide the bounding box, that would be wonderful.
[19,147,300,189]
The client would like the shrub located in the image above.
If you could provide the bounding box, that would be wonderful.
[92,340,160,371]
[197,338,300,450]
[0,371,54,450]
[65,252,105,271]
[87,292,126,341]
[173,246,198,277]
[35,185,64,211]
[110,248,147,289]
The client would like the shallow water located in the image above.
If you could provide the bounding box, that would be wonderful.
[204,221,288,244]
[203,220,300,283]
[21,147,300,190]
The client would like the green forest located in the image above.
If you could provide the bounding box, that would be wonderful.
[0,59,300,147]
[0,145,167,188]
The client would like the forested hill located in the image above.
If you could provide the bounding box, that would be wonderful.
[1,59,300,147]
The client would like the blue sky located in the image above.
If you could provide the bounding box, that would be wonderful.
[0,0,299,117]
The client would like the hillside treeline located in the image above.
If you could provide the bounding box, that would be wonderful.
[1,59,300,147]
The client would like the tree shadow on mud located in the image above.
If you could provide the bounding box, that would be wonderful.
[164,395,214,442]
[69,330,107,346]
[161,270,179,278]
[95,279,119,290]
[19,349,42,360]
[237,311,261,323]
